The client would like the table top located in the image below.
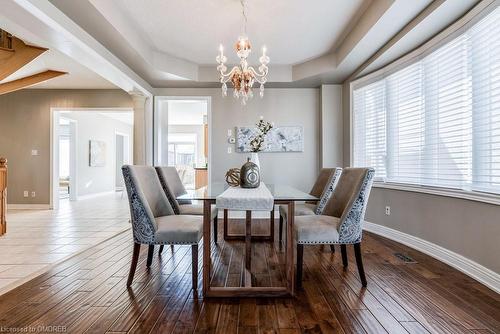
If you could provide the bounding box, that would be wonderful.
[177,182,318,202]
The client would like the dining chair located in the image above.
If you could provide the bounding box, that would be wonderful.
[122,165,203,289]
[278,167,342,243]
[155,166,219,244]
[294,167,375,287]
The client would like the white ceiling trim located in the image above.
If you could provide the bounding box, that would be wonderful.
[0,0,153,95]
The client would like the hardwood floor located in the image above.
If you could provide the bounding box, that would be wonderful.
[0,219,498,334]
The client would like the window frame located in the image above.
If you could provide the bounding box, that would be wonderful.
[349,2,500,206]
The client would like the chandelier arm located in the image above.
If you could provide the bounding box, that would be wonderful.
[219,66,240,83]
[247,66,268,83]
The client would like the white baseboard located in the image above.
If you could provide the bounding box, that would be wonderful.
[363,221,500,294]
[7,204,51,210]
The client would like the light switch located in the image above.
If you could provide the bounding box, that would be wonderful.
[227,129,232,136]
[227,147,232,154]
[31,149,38,156]
[23,191,29,198]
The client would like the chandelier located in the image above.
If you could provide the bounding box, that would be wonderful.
[216,0,269,105]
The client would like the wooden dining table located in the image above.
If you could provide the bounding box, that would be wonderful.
[178,183,318,298]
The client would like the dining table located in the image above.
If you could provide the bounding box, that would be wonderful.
[178,182,318,298]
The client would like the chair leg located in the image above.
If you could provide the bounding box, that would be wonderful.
[127,243,141,287]
[279,215,283,243]
[159,245,164,255]
[146,245,154,267]
[330,245,335,253]
[297,244,304,288]
[354,242,367,287]
[341,244,348,268]
[192,244,198,290]
[213,216,218,244]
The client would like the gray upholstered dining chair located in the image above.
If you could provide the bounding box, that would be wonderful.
[295,167,375,287]
[279,167,342,243]
[122,165,202,289]
[155,166,219,244]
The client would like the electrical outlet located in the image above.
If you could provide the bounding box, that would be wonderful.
[385,206,391,216]
[23,191,29,198]
[31,191,36,198]
[31,149,38,156]
[227,129,232,136]
[227,147,232,154]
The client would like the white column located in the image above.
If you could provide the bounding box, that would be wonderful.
[130,92,147,165]
[320,84,343,168]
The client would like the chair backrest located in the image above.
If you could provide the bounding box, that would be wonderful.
[123,165,175,244]
[314,167,342,215]
[309,168,335,198]
[155,166,191,214]
[322,167,375,243]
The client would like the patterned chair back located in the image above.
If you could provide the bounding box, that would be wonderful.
[322,168,375,244]
[122,165,175,244]
[314,167,342,215]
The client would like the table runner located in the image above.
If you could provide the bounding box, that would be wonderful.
[216,183,274,211]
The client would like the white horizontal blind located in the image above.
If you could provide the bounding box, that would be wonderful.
[353,80,387,180]
[353,6,500,195]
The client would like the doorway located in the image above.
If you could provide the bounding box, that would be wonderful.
[154,97,211,190]
[58,117,77,201]
[115,132,131,192]
[51,108,134,209]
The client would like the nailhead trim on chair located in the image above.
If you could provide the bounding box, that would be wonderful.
[315,168,342,215]
[150,241,199,245]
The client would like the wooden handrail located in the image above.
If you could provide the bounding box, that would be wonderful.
[0,157,7,236]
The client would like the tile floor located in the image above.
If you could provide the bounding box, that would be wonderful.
[0,193,131,295]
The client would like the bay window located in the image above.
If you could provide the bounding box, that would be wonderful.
[353,6,500,195]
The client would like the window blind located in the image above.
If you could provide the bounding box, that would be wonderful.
[353,6,500,195]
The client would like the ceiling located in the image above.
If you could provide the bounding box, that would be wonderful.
[0,0,483,91]
[91,0,367,66]
[0,48,117,89]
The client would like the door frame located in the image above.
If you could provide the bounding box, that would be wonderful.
[114,131,131,191]
[153,96,212,187]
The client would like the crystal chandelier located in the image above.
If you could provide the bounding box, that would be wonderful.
[216,0,270,105]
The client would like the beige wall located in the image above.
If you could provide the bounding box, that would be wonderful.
[365,188,500,273]
[155,88,321,193]
[0,89,132,205]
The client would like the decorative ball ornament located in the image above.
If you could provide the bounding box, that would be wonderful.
[225,168,241,187]
[240,157,260,188]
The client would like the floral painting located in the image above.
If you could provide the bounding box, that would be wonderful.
[236,126,303,152]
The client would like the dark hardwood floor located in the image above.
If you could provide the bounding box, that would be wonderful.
[0,218,498,334]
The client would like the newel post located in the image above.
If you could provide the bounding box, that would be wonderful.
[0,157,7,235]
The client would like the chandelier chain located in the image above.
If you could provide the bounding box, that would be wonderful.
[241,0,247,35]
